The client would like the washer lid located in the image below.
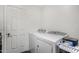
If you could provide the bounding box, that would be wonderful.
[32,32,68,43]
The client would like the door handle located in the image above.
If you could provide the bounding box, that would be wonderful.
[6,33,12,37]
[37,45,39,48]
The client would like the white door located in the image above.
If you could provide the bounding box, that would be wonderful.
[5,6,28,53]
[5,6,19,53]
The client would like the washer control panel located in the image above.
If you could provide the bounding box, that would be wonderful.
[57,39,79,53]
[57,43,79,53]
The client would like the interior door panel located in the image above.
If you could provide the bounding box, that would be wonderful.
[6,6,23,52]
[5,6,30,53]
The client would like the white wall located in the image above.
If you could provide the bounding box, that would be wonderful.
[42,5,79,36]
[0,6,4,33]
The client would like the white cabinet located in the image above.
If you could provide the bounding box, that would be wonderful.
[29,34,53,53]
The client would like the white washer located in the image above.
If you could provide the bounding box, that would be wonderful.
[29,31,68,53]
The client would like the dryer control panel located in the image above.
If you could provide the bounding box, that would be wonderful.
[57,38,79,53]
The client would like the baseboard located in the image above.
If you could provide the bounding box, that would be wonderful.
[21,50,31,53]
